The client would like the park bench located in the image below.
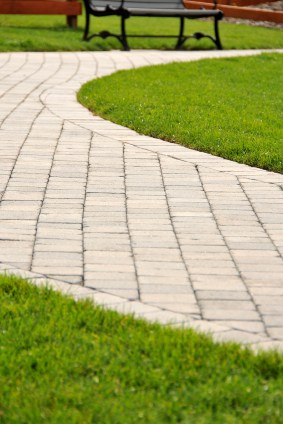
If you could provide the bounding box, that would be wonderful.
[0,0,82,28]
[82,0,223,50]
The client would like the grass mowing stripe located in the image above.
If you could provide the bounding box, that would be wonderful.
[0,274,282,423]
[78,53,283,174]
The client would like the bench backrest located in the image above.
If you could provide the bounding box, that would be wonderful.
[91,0,184,10]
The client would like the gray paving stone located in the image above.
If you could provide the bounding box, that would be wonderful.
[58,284,94,297]
[89,291,129,305]
[190,268,239,276]
[33,252,82,260]
[183,252,232,261]
[33,258,83,267]
[139,284,194,294]
[85,271,136,281]
[212,330,269,345]
[85,279,138,290]
[196,290,250,300]
[34,243,82,252]
[177,320,230,334]
[141,293,197,304]
[84,252,133,264]
[200,300,256,311]
[95,289,139,299]
[259,304,283,314]
[139,276,190,285]
[181,245,230,253]
[267,327,283,340]
[246,281,283,290]
[202,309,260,321]
[137,267,187,277]
[84,243,132,252]
[106,301,160,316]
[32,266,82,275]
[252,295,283,305]
[146,303,199,314]
[212,320,265,334]
[3,261,31,269]
[192,275,245,291]
[141,310,189,325]
[262,312,283,328]
[85,264,135,273]
[251,341,283,353]
[242,272,283,282]
[250,287,283,296]
[36,229,82,239]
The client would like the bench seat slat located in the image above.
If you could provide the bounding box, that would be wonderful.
[127,8,222,17]
[90,0,185,9]
[92,6,221,17]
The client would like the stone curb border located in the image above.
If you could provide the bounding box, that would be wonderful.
[1,262,283,352]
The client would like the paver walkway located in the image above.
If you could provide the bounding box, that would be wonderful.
[0,49,283,351]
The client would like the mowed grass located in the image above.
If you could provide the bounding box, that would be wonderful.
[0,13,283,51]
[0,274,283,423]
[78,53,283,173]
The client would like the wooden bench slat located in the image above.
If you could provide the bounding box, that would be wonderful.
[0,0,81,15]
[185,0,283,23]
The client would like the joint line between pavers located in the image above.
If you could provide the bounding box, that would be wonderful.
[108,53,119,73]
[237,177,283,261]
[157,154,198,312]
[1,52,60,128]
[29,118,66,273]
[3,260,278,346]
[0,53,42,108]
[0,53,11,73]
[0,104,45,203]
[38,52,79,117]
[124,141,283,188]
[65,52,81,85]
[123,143,141,300]
[0,53,27,84]
[82,131,96,288]
[124,52,147,69]
[196,164,270,337]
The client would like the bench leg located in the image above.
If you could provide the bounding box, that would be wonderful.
[120,16,130,51]
[214,17,223,50]
[176,16,222,50]
[67,15,78,29]
[83,11,90,41]
[175,17,185,50]
[82,11,129,50]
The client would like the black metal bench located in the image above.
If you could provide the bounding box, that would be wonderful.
[82,0,223,50]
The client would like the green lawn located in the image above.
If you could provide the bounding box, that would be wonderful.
[78,53,283,173]
[0,274,282,423]
[0,13,282,51]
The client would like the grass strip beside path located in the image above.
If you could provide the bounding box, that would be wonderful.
[0,14,283,51]
[78,53,283,173]
[0,274,283,423]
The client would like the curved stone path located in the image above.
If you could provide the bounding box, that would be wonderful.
[0,49,283,351]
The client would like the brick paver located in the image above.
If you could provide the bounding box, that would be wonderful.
[0,49,283,351]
